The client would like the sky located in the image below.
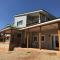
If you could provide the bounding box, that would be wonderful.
[0,0,60,29]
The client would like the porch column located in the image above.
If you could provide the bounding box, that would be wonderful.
[3,33,5,42]
[24,31,26,45]
[39,27,41,49]
[27,30,29,48]
[58,23,60,51]
[39,13,41,23]
[14,31,17,46]
[9,29,15,51]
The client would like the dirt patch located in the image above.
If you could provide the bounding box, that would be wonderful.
[0,48,60,60]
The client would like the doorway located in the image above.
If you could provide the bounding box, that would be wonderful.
[31,32,39,48]
[51,34,59,50]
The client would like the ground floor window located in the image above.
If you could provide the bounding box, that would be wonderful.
[41,35,45,41]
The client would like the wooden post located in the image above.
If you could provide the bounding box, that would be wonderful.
[27,30,29,48]
[39,27,41,49]
[24,31,26,44]
[3,33,5,42]
[9,29,14,51]
[58,23,60,51]
[15,31,17,47]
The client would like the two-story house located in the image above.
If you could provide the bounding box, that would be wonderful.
[14,10,56,28]
[0,10,60,51]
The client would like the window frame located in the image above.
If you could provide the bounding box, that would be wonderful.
[41,35,45,42]
[17,20,23,26]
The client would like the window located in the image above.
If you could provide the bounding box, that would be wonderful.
[17,33,21,38]
[34,36,37,41]
[41,35,45,41]
[17,20,23,26]
[40,15,46,23]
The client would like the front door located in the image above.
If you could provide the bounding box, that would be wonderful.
[51,34,59,50]
[31,32,39,48]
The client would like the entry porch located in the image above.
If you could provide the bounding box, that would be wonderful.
[0,20,60,51]
[19,20,60,50]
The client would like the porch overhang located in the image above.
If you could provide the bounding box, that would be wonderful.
[0,27,20,34]
[18,19,60,32]
[0,19,60,33]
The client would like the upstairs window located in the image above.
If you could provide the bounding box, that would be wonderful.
[17,20,23,26]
